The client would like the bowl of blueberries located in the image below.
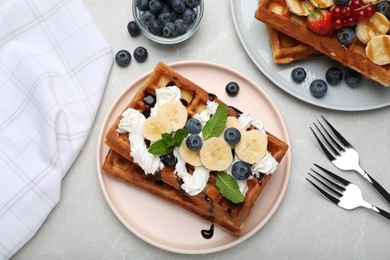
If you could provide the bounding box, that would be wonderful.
[133,0,203,44]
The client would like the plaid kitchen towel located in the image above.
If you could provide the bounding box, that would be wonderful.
[0,0,112,258]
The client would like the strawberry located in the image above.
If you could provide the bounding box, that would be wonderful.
[306,8,333,36]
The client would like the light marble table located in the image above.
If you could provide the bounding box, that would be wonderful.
[13,0,390,259]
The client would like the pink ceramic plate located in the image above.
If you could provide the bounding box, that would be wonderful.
[96,61,291,254]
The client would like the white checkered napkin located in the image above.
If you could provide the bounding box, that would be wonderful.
[0,0,112,258]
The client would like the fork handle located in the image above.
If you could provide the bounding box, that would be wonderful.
[371,205,390,221]
[363,173,390,206]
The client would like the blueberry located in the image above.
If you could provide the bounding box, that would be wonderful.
[141,10,156,26]
[186,0,201,8]
[337,27,355,46]
[158,11,175,25]
[291,67,306,83]
[149,0,163,14]
[134,46,148,63]
[376,1,390,19]
[186,134,203,151]
[171,0,186,13]
[333,0,349,5]
[310,79,328,98]
[127,21,140,37]
[136,0,151,11]
[160,152,177,167]
[174,19,188,35]
[225,82,240,97]
[148,19,163,36]
[163,22,177,38]
[231,161,252,180]
[184,118,202,134]
[115,50,131,67]
[182,8,197,25]
[325,67,343,86]
[224,128,241,145]
[345,69,362,88]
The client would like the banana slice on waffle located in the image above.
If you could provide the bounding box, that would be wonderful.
[309,0,333,8]
[356,12,390,45]
[366,35,390,65]
[286,0,313,16]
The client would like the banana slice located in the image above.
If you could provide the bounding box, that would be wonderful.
[200,137,233,171]
[235,130,268,164]
[142,116,172,141]
[286,0,313,16]
[158,100,188,131]
[356,12,390,45]
[178,139,202,166]
[366,35,390,65]
[309,0,333,8]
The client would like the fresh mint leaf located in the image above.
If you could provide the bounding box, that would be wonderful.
[202,103,228,140]
[147,128,189,156]
[216,172,245,203]
[173,128,189,146]
[148,139,173,156]
[161,133,174,146]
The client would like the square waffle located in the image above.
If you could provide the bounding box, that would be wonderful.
[255,0,390,86]
[266,25,322,64]
[263,2,321,64]
[102,61,289,235]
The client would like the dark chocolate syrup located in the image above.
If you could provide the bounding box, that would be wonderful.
[180,98,189,107]
[229,105,243,116]
[208,93,217,101]
[201,195,215,239]
[166,81,175,87]
[201,224,214,239]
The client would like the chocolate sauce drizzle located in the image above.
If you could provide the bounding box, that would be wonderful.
[201,194,215,239]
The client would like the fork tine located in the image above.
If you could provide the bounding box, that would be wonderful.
[315,121,344,152]
[321,116,351,148]
[306,178,340,205]
[310,126,336,161]
[314,163,351,186]
[308,171,344,197]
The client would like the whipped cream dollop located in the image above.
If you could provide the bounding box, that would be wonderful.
[117,109,163,174]
[238,113,266,134]
[192,100,218,126]
[150,86,181,116]
[174,150,210,196]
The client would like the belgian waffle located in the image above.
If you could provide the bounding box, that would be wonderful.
[264,2,321,64]
[102,61,289,235]
[255,0,390,86]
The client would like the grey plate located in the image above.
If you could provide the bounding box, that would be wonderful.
[230,0,390,111]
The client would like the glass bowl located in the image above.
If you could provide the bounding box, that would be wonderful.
[132,0,204,44]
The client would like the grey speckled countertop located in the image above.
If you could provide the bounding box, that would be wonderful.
[13,0,390,259]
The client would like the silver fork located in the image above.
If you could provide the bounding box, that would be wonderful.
[307,164,390,221]
[310,116,390,205]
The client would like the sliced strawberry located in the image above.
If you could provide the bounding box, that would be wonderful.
[306,9,333,36]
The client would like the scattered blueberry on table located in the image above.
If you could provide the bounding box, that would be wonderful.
[134,46,148,62]
[127,21,141,37]
[115,50,131,67]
